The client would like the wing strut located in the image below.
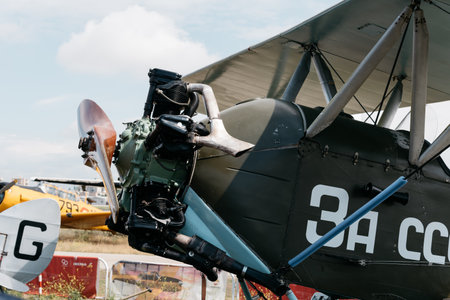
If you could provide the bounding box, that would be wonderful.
[306,5,413,138]
[409,8,428,165]
[417,125,450,167]
[282,45,337,105]
[311,49,337,103]
[377,77,404,128]
[281,50,311,102]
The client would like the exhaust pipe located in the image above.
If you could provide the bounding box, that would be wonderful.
[187,83,254,157]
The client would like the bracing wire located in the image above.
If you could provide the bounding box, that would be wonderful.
[426,0,450,14]
[364,84,395,123]
[315,47,376,123]
[374,16,411,125]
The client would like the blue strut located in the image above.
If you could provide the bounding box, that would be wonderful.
[288,176,408,268]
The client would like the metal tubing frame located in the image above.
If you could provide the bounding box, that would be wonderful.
[281,50,311,102]
[409,8,428,165]
[238,278,254,300]
[311,50,337,104]
[237,277,300,300]
[417,125,450,167]
[96,257,109,299]
[378,77,404,128]
[306,5,413,138]
[285,289,300,300]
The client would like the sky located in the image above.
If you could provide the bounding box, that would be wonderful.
[0,0,448,182]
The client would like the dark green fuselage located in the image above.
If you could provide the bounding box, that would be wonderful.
[191,98,450,300]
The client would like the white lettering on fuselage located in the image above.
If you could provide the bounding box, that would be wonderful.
[306,184,378,254]
[306,185,348,248]
[306,184,448,264]
[398,218,449,264]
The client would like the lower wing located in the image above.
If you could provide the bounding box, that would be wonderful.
[61,211,111,231]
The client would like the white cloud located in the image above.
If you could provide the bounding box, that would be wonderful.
[0,0,192,19]
[1,136,73,158]
[0,134,91,180]
[236,24,293,42]
[0,22,28,42]
[35,95,70,106]
[57,5,219,77]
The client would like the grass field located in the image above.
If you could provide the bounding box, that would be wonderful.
[56,228,143,254]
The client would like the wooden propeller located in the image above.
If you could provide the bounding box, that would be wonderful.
[77,99,119,222]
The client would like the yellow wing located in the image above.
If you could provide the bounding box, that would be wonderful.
[61,211,111,231]
[0,183,111,231]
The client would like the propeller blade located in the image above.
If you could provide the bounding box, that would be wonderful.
[78,99,116,165]
[77,99,119,222]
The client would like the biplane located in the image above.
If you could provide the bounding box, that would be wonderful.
[75,0,450,299]
[0,180,110,231]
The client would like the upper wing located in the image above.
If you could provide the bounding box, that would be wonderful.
[183,0,450,114]
[61,211,111,231]
[32,177,121,188]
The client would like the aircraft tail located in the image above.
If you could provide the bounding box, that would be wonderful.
[0,198,61,292]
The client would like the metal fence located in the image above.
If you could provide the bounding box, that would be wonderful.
[109,260,239,300]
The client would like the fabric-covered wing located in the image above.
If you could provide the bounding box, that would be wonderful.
[183,0,450,114]
[61,211,111,231]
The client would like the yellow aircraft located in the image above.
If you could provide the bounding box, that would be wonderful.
[0,180,110,231]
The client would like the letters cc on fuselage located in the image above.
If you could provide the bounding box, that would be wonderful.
[306,184,449,264]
